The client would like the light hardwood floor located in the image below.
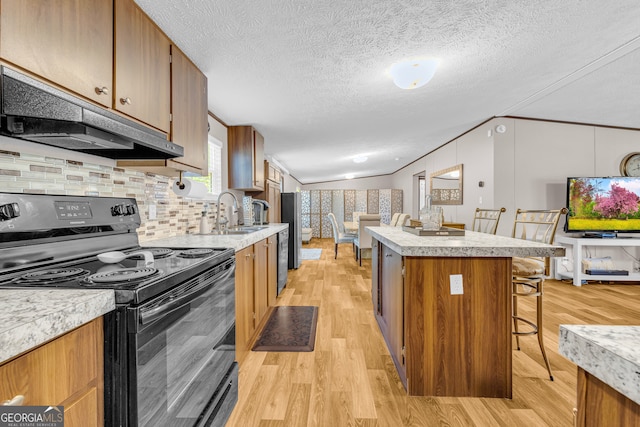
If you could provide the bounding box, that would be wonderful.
[226,238,640,426]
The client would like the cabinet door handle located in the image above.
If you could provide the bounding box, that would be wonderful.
[245,253,251,258]
[385,253,393,257]
[95,86,109,95]
[2,395,25,406]
[120,97,132,105]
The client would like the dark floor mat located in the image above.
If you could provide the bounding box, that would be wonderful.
[252,306,319,352]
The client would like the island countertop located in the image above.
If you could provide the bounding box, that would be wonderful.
[559,325,640,405]
[0,289,115,364]
[367,226,565,257]
[143,223,289,252]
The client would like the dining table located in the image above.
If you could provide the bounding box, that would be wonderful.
[343,221,358,234]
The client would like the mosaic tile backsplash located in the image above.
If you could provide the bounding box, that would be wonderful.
[0,150,221,243]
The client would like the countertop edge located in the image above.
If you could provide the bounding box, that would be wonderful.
[368,226,565,257]
[0,289,115,364]
[143,223,289,252]
[559,325,640,405]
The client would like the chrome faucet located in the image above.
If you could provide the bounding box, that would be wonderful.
[216,191,240,234]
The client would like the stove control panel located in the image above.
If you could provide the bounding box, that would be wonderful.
[111,203,137,217]
[54,201,92,219]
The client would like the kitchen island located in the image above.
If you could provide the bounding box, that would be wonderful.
[560,325,640,426]
[367,226,564,398]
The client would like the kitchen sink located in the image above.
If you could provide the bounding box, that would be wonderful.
[200,225,270,235]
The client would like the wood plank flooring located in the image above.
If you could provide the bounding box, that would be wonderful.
[226,238,640,426]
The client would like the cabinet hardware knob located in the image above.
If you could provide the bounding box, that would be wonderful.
[2,395,24,406]
[95,86,109,95]
[245,253,251,258]
[120,97,132,105]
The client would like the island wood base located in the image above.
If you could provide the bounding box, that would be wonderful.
[576,368,640,426]
[373,241,513,398]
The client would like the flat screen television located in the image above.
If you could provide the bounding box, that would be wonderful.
[566,176,640,235]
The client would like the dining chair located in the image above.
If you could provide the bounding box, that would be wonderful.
[471,207,506,234]
[511,207,567,381]
[394,213,410,227]
[327,213,355,259]
[354,214,381,265]
[389,212,400,226]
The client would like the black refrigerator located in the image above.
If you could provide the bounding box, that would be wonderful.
[281,192,301,269]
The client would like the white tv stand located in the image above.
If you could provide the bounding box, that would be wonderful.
[555,235,640,286]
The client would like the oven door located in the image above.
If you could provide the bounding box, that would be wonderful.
[128,257,236,427]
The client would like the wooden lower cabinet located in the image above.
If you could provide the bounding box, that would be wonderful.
[266,235,278,306]
[235,237,279,365]
[235,245,255,364]
[0,318,104,427]
[373,242,406,384]
[254,239,269,326]
[372,239,512,398]
[576,368,640,426]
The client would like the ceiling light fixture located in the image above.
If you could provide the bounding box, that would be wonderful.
[389,59,438,90]
[345,173,355,179]
[353,156,368,163]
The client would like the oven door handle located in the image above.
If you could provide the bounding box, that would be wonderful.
[138,258,234,327]
[138,279,213,326]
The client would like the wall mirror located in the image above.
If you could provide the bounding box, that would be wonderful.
[430,164,463,205]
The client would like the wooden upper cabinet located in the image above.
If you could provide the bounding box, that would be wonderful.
[114,0,170,133]
[228,126,265,191]
[169,45,208,174]
[0,0,113,108]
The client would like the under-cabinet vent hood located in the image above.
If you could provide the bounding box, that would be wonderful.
[0,66,183,159]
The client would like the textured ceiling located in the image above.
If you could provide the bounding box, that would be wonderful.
[135,0,640,184]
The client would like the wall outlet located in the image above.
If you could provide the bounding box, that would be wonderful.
[450,274,463,295]
[148,204,157,220]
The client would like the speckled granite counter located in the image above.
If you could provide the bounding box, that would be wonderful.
[367,226,565,257]
[143,223,288,252]
[559,325,640,405]
[0,289,115,364]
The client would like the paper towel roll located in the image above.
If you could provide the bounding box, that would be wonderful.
[172,179,209,199]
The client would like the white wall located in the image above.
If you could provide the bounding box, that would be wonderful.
[282,173,302,193]
[301,174,392,191]
[390,157,427,218]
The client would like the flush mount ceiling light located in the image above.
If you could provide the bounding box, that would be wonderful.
[353,156,368,163]
[345,173,355,179]
[389,59,438,90]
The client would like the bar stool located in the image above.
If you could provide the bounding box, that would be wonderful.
[471,207,506,234]
[511,208,567,381]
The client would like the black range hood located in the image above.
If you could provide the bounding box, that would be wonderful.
[0,66,183,159]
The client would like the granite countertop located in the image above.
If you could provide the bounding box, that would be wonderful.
[559,325,640,405]
[143,223,289,252]
[367,226,565,257]
[0,289,115,364]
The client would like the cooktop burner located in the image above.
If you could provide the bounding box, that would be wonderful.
[177,249,215,258]
[129,248,174,260]
[87,267,160,284]
[16,268,90,284]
